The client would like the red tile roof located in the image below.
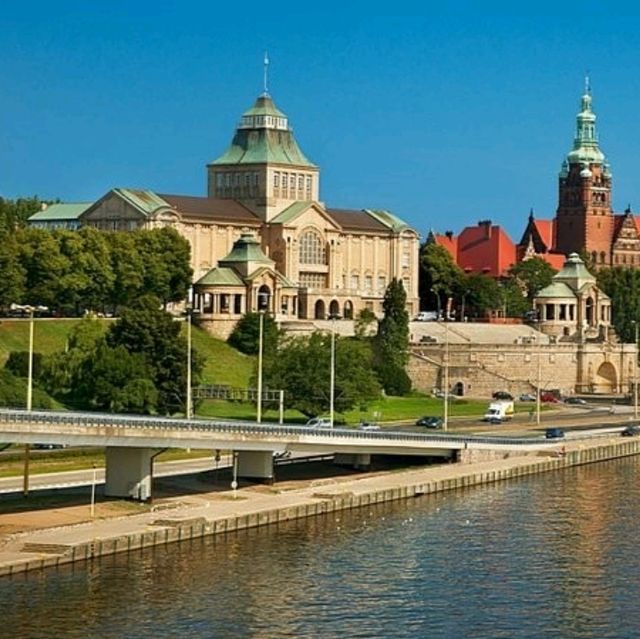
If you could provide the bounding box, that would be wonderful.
[533,219,555,249]
[456,222,516,277]
[539,253,566,270]
[431,233,458,261]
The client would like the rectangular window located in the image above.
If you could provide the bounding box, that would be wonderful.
[365,275,373,293]
[244,173,251,186]
[290,174,296,189]
[351,274,360,290]
[378,276,386,293]
[298,175,304,189]
[299,273,327,288]
[225,173,232,187]
[252,173,259,186]
[216,173,224,188]
[306,176,312,196]
[274,172,280,187]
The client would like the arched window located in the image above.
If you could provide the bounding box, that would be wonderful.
[299,230,326,265]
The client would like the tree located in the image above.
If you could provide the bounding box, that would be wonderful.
[16,227,70,309]
[462,273,502,318]
[597,267,640,342]
[228,312,281,356]
[40,319,107,400]
[0,197,44,231]
[507,257,557,304]
[354,308,377,339]
[107,295,203,414]
[375,278,412,395]
[419,241,463,313]
[134,228,193,306]
[0,229,26,308]
[265,333,380,417]
[106,231,145,310]
[75,343,158,413]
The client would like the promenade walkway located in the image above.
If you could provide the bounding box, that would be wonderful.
[0,433,632,577]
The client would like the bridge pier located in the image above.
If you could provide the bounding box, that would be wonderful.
[237,451,274,482]
[105,447,155,501]
[334,453,372,470]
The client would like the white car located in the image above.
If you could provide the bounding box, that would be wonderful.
[357,422,380,431]
[305,417,332,428]
[415,311,438,322]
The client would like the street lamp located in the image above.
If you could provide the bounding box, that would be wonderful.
[535,326,542,427]
[633,321,639,420]
[23,306,39,497]
[185,303,200,420]
[257,310,265,423]
[329,313,341,428]
[443,320,449,431]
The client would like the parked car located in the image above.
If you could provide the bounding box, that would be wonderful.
[541,392,559,403]
[305,417,332,429]
[545,427,565,439]
[415,311,438,322]
[621,425,640,437]
[416,416,444,429]
[519,393,536,402]
[564,397,587,405]
[32,443,64,450]
[357,421,381,431]
[492,391,514,401]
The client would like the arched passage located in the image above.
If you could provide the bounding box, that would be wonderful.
[329,300,340,318]
[314,299,326,319]
[594,362,617,393]
[343,300,354,320]
[452,381,465,397]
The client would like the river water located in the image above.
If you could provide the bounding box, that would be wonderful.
[3,458,640,639]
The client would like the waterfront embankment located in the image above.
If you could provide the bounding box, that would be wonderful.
[0,435,638,577]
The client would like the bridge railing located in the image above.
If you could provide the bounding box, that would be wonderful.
[0,408,566,448]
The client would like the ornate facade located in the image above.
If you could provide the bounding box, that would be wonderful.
[74,92,419,336]
[519,81,640,268]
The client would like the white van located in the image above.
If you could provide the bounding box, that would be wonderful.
[483,401,514,423]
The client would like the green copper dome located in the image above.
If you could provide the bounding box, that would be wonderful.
[564,85,606,168]
[211,95,316,168]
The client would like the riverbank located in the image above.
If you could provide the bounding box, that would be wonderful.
[0,434,638,577]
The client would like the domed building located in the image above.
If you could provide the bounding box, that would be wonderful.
[72,91,419,337]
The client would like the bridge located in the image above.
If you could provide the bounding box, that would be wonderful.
[0,409,557,501]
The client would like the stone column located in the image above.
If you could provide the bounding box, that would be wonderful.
[105,447,156,501]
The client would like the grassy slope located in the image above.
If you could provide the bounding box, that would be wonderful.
[0,319,254,389]
[0,319,85,365]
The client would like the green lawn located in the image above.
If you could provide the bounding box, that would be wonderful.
[187,325,254,388]
[0,318,254,389]
[195,394,512,425]
[0,319,86,365]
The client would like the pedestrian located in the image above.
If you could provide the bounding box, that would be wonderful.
[528,408,534,422]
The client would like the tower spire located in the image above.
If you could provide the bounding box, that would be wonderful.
[585,72,591,95]
[263,51,270,96]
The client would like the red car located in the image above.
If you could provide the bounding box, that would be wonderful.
[541,392,559,403]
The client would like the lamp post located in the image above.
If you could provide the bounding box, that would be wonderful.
[257,310,264,423]
[186,305,193,420]
[536,326,542,427]
[443,320,449,431]
[23,307,35,497]
[329,313,340,428]
[634,321,639,420]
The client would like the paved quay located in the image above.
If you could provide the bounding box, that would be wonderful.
[1,433,638,577]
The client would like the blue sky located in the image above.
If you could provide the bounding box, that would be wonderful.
[4,2,640,239]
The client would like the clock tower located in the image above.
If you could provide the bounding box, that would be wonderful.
[554,81,613,265]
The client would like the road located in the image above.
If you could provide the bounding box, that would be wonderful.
[0,456,221,496]
[0,406,633,497]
